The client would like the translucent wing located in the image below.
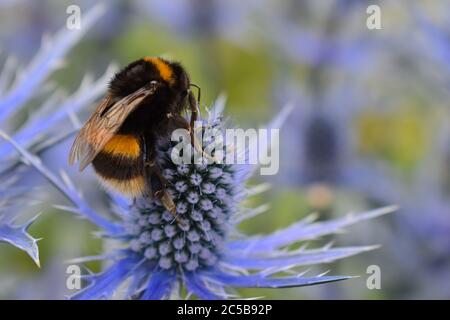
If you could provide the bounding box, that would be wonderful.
[69,84,158,171]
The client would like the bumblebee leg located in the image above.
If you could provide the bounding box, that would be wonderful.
[151,171,176,215]
[188,92,201,152]
[144,161,176,214]
[141,134,181,224]
[188,91,202,147]
[170,113,214,164]
[147,165,183,225]
[186,94,214,163]
[188,91,199,131]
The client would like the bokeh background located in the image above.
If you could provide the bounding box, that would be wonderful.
[0,0,449,299]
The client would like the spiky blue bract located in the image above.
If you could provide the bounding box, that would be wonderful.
[0,3,106,124]
[0,177,40,266]
[0,3,117,168]
[0,216,40,267]
[0,4,115,264]
[2,95,396,299]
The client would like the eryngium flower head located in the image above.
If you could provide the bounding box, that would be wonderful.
[3,98,396,299]
[126,137,236,272]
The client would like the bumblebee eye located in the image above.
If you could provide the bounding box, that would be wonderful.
[146,80,160,91]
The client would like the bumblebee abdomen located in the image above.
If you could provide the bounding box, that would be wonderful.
[92,134,146,197]
[102,134,141,158]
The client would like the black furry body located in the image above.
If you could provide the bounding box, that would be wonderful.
[91,57,192,197]
[110,58,190,137]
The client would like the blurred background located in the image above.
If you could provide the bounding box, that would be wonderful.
[0,0,449,299]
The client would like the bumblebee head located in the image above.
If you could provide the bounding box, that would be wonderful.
[143,57,177,87]
[108,57,200,112]
[145,57,201,108]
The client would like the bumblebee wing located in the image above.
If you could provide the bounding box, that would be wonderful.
[68,94,112,170]
[68,85,157,171]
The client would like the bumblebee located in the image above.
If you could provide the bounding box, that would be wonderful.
[69,57,201,217]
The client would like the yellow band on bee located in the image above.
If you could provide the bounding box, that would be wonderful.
[144,57,175,85]
[98,175,146,198]
[103,134,141,158]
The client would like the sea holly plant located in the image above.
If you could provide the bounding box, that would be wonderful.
[0,3,116,266]
[0,178,41,267]
[0,93,396,299]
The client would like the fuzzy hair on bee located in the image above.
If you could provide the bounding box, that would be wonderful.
[69,57,201,218]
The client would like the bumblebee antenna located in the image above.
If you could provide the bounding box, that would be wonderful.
[189,83,201,106]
